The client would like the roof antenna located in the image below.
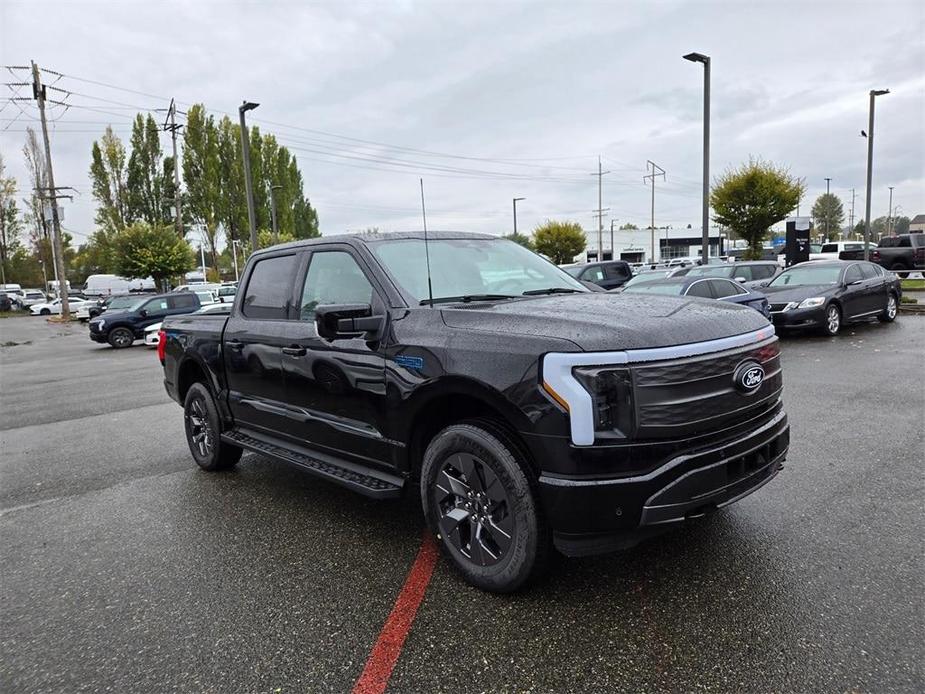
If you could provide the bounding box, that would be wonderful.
[420,178,435,308]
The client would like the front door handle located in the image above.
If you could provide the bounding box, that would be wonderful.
[282,345,307,357]
[227,339,245,352]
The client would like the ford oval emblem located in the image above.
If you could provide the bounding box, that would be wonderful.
[734,361,765,392]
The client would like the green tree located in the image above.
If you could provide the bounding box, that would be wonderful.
[89,126,129,233]
[0,152,22,285]
[22,128,48,249]
[182,104,221,267]
[501,231,534,250]
[811,193,844,239]
[126,114,168,224]
[892,216,910,235]
[711,158,805,260]
[532,220,586,264]
[214,115,247,246]
[113,222,195,288]
[619,222,639,230]
[72,228,119,282]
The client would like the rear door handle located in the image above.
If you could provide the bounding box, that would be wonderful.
[282,345,307,357]
[227,340,245,351]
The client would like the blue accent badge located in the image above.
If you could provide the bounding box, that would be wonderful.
[393,355,424,370]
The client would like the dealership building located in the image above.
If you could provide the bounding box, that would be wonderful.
[579,226,728,263]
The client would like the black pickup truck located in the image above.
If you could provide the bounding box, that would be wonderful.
[839,234,925,277]
[161,231,789,592]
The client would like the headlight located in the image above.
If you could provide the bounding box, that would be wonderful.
[797,297,825,309]
[571,366,634,438]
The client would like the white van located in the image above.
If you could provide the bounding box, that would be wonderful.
[82,274,155,297]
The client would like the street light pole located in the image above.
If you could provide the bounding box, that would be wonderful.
[684,52,711,264]
[887,186,894,236]
[864,89,889,260]
[512,197,525,236]
[270,184,283,244]
[239,100,260,253]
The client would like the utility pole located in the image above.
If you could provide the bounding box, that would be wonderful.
[512,197,525,237]
[864,89,889,260]
[590,157,610,261]
[849,188,856,238]
[31,61,70,319]
[239,100,260,252]
[270,184,282,244]
[163,98,184,236]
[643,160,666,263]
[887,186,894,236]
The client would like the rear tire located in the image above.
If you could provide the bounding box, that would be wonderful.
[108,327,134,349]
[40,308,50,316]
[421,422,550,593]
[878,293,898,322]
[821,303,841,336]
[890,263,909,279]
[183,382,242,471]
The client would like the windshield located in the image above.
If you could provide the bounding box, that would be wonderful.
[686,265,734,279]
[107,296,142,311]
[371,238,587,303]
[769,265,842,287]
[622,282,685,296]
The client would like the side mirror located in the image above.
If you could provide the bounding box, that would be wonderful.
[734,276,747,283]
[316,303,382,340]
[139,309,148,317]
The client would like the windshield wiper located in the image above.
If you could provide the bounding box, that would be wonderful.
[521,287,583,296]
[420,294,517,306]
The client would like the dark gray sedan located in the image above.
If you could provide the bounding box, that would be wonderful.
[621,276,771,317]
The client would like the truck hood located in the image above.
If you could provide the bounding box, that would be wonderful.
[440,293,769,351]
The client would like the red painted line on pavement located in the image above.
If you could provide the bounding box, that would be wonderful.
[352,532,439,694]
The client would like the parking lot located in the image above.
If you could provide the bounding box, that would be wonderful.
[1,314,923,693]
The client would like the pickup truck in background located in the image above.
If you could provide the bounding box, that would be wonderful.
[840,234,925,277]
[160,231,789,592]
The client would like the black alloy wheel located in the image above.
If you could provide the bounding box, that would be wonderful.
[182,382,241,471]
[434,452,514,567]
[108,327,134,349]
[421,423,549,592]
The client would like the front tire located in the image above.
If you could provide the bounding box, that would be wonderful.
[878,293,898,322]
[40,308,50,316]
[183,382,242,471]
[821,303,841,336]
[421,423,549,593]
[108,327,134,349]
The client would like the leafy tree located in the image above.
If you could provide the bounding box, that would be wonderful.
[22,128,48,249]
[215,115,247,246]
[711,158,805,260]
[532,220,586,264]
[126,114,169,224]
[182,105,221,266]
[113,222,195,288]
[871,215,911,236]
[89,126,129,233]
[892,216,911,235]
[72,228,119,283]
[0,153,22,285]
[619,222,639,230]
[811,193,844,239]
[502,231,534,250]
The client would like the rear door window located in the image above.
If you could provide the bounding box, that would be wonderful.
[604,263,629,280]
[242,254,298,320]
[686,280,714,298]
[821,244,837,253]
[712,279,747,297]
[859,264,878,280]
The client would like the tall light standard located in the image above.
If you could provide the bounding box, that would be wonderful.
[887,186,894,236]
[232,239,241,282]
[512,197,525,236]
[683,51,711,264]
[239,100,260,253]
[863,89,889,260]
[270,184,283,244]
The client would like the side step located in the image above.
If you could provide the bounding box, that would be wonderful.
[222,429,404,499]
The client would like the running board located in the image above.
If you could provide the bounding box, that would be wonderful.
[222,429,404,499]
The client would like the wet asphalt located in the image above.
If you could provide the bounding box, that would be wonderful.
[0,314,922,693]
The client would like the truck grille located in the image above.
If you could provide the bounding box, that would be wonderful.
[631,338,783,439]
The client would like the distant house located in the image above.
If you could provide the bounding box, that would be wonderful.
[909,214,925,233]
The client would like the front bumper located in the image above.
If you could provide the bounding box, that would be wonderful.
[538,409,789,557]
[770,305,826,330]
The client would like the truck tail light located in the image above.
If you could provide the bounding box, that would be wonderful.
[872,250,881,262]
[914,247,924,263]
[157,330,167,363]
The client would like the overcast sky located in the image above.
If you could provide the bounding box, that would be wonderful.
[1,0,923,246]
